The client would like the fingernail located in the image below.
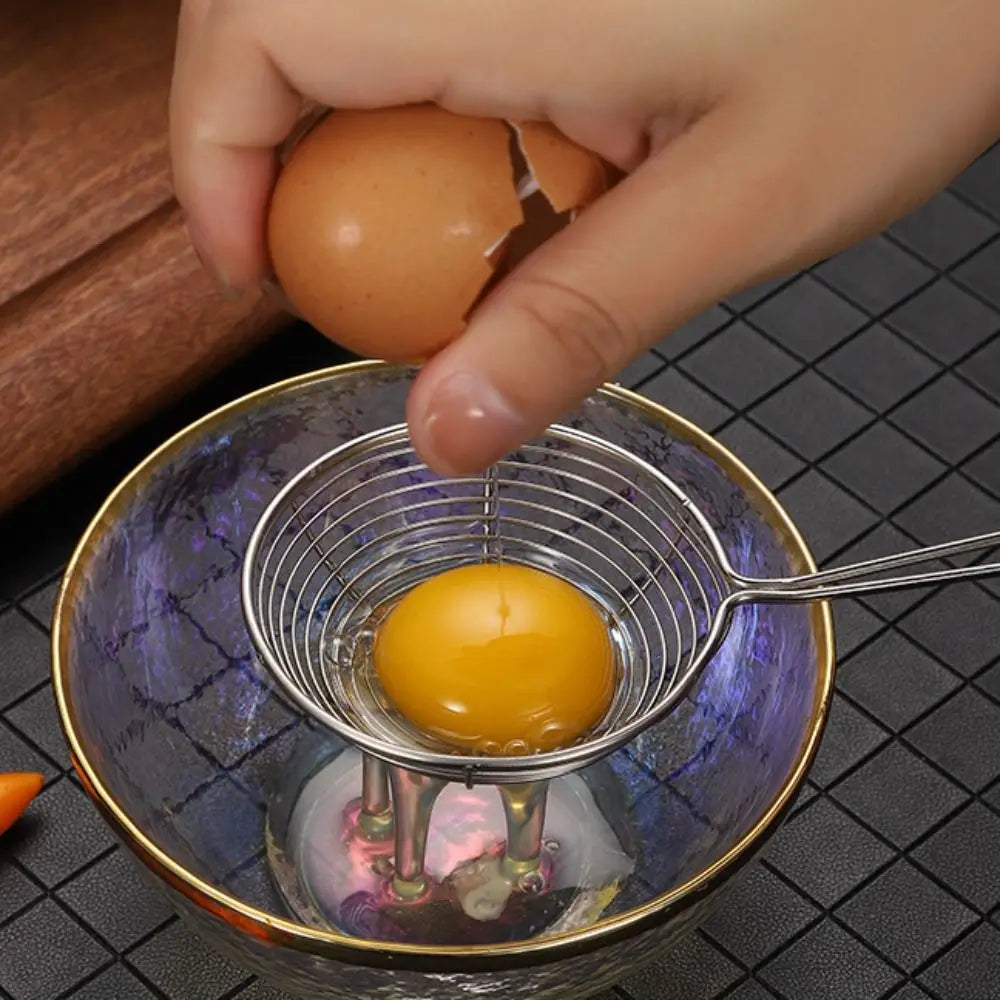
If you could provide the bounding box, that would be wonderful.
[260,275,300,316]
[185,218,243,299]
[418,371,529,476]
[185,218,212,270]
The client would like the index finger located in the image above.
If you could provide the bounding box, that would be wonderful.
[169,1,301,290]
[168,0,517,291]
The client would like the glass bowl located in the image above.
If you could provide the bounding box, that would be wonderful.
[52,362,833,999]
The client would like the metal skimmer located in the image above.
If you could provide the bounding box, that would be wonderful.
[242,423,1000,785]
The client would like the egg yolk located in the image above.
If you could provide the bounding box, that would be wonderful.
[373,563,615,755]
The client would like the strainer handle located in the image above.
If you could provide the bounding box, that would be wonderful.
[734,530,1000,603]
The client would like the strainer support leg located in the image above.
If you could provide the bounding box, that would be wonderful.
[499,780,549,879]
[358,754,392,840]
[388,765,447,898]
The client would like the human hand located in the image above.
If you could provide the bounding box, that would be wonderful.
[169,0,1000,475]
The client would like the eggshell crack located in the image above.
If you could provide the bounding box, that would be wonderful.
[266,105,612,362]
[507,120,611,214]
[463,120,611,318]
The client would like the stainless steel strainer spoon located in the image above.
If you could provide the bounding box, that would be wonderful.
[242,422,1000,786]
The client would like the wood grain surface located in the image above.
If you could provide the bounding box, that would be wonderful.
[0,0,285,513]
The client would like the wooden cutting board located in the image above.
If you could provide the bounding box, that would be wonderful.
[0,0,285,514]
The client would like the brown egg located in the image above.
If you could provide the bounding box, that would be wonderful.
[267,104,611,362]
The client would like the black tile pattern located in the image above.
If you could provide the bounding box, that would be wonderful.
[701,865,819,966]
[68,965,160,1000]
[977,660,1000,702]
[0,899,111,1000]
[751,372,873,461]
[966,437,1000,497]
[894,474,1000,562]
[823,422,945,515]
[805,694,889,788]
[831,601,885,659]
[4,684,72,770]
[642,366,735,432]
[0,859,42,925]
[911,803,1000,912]
[725,274,799,312]
[9,778,117,887]
[0,609,51,709]
[616,350,666,389]
[764,798,895,907]
[716,419,805,491]
[758,919,902,1000]
[886,278,1000,363]
[232,982,301,1000]
[955,236,1000,307]
[919,923,1000,999]
[954,145,1000,217]
[960,336,1000,399]
[815,234,934,313]
[907,690,1000,792]
[0,720,57,784]
[835,631,960,731]
[56,849,175,951]
[723,983,777,1000]
[777,470,880,563]
[679,321,800,409]
[889,190,998,267]
[653,304,732,360]
[831,741,968,849]
[887,985,935,1000]
[890,375,1000,463]
[835,860,976,972]
[820,324,937,413]
[747,274,868,360]
[0,150,998,999]
[897,584,1000,676]
[127,920,253,1000]
[620,931,742,1000]
[833,523,938,618]
[18,578,59,630]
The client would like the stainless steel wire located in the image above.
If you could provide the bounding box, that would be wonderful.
[242,422,1000,785]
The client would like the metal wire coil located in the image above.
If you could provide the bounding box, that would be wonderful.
[243,419,1000,785]
[241,423,728,783]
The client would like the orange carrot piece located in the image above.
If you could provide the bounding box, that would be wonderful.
[0,772,44,837]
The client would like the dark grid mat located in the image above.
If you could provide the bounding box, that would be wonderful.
[1,142,999,1000]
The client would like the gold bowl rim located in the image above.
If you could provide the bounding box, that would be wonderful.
[51,360,834,972]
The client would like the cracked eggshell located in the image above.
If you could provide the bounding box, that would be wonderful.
[267,105,612,362]
[267,105,523,362]
[513,120,611,213]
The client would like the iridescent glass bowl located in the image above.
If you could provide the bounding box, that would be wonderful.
[52,363,833,999]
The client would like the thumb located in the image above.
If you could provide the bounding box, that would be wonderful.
[406,106,814,476]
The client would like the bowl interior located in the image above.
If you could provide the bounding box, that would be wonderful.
[55,364,827,944]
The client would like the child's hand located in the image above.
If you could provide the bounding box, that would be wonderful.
[170,0,1000,475]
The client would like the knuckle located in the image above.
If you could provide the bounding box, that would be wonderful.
[501,276,641,385]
